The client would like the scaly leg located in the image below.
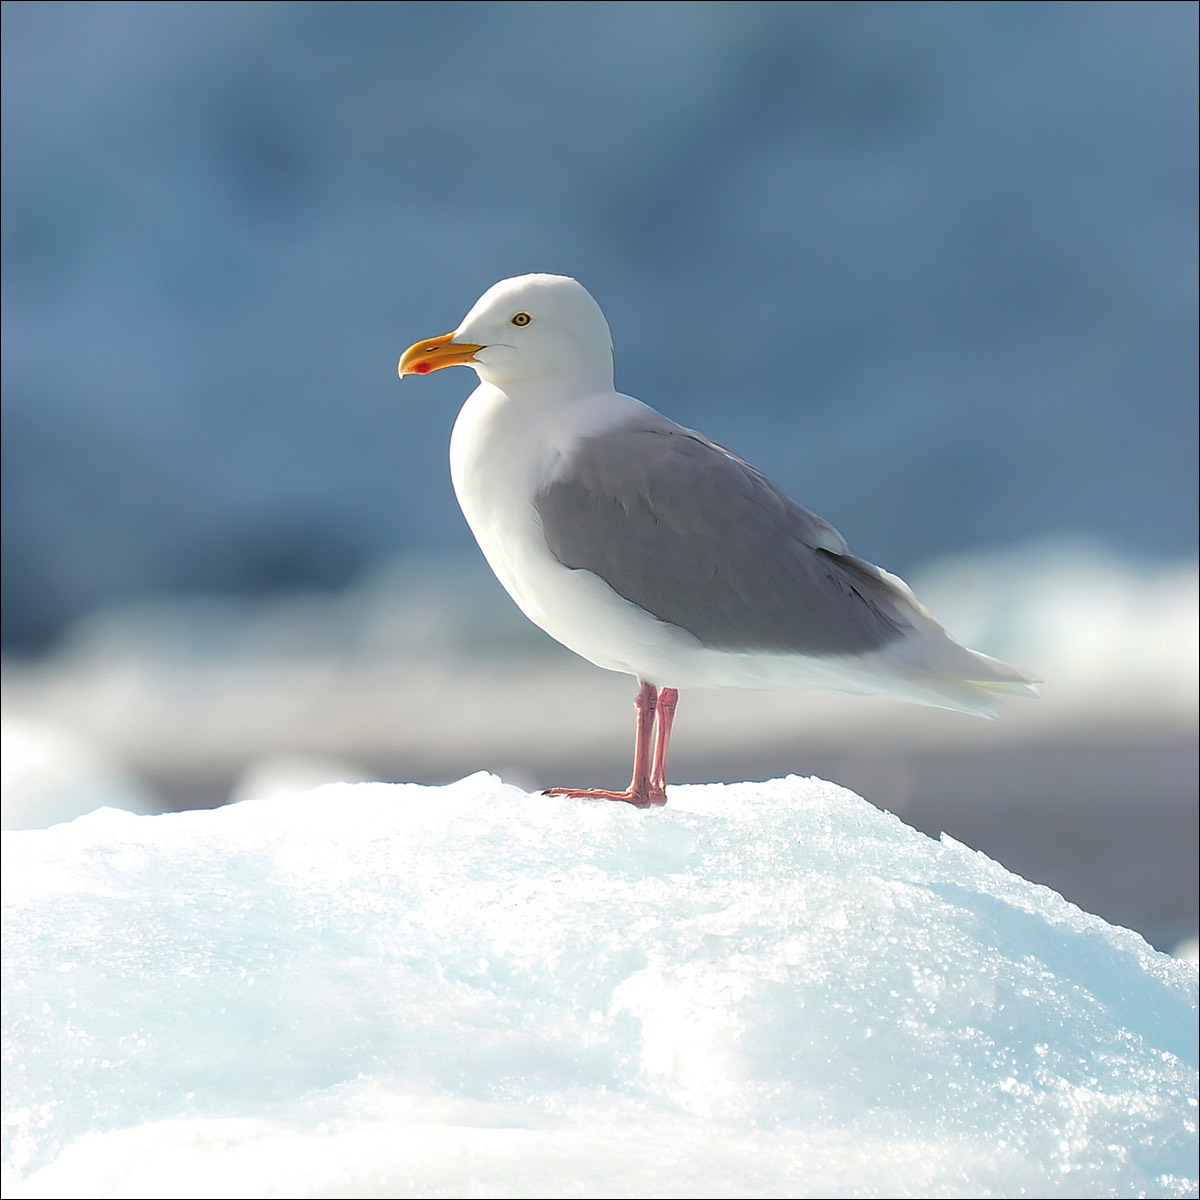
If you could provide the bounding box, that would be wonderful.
[545,680,668,808]
[648,686,678,802]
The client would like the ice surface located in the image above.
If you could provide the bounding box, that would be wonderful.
[3,774,1196,1198]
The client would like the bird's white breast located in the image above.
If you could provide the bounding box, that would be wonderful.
[449,381,674,678]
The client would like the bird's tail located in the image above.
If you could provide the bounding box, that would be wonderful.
[908,648,1041,717]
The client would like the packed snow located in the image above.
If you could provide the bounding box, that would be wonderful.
[3,773,1196,1199]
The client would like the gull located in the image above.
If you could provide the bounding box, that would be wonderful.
[399,274,1037,807]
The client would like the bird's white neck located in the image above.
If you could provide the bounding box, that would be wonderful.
[471,354,614,399]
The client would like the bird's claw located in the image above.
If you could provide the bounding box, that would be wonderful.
[543,785,667,808]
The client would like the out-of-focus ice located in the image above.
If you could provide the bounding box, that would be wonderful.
[913,539,1200,717]
[2,774,1196,1199]
[2,542,1195,797]
[0,715,159,830]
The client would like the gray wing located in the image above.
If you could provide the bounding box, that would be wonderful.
[535,417,911,657]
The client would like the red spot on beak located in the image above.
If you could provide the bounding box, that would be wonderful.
[413,361,432,374]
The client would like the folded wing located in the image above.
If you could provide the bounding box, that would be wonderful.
[535,416,914,659]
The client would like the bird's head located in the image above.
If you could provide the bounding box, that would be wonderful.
[399,273,614,393]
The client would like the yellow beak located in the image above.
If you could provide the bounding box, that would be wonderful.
[398,332,486,378]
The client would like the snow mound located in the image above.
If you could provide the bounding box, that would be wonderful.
[3,774,1196,1199]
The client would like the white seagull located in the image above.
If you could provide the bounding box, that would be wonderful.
[399,274,1037,807]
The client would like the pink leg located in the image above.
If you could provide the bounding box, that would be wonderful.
[649,687,678,801]
[544,680,669,808]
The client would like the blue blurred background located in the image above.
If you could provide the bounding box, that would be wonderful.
[2,2,1197,951]
[2,0,1196,648]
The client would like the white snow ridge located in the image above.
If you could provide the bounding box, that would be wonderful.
[2,774,1197,1199]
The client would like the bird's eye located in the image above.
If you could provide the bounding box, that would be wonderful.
[511,312,531,327]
